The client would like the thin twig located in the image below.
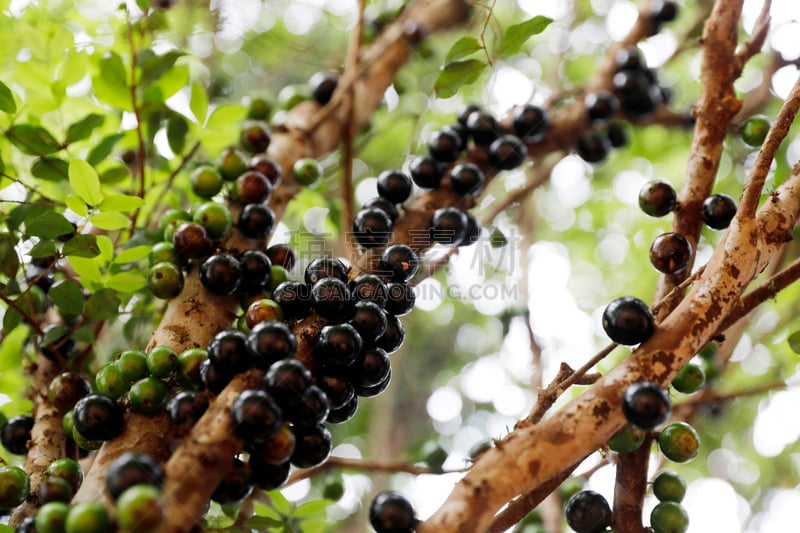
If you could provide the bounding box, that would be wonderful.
[285,456,462,486]
[735,0,771,69]
[478,0,497,66]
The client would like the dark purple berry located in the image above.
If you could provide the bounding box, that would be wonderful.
[167,391,208,434]
[249,459,290,491]
[409,156,444,189]
[430,207,468,245]
[564,490,612,533]
[316,372,354,410]
[304,256,348,285]
[238,203,275,239]
[649,233,692,274]
[316,323,362,367]
[369,491,416,533]
[585,91,620,124]
[208,329,252,372]
[606,122,629,148]
[450,163,485,197]
[349,274,389,307]
[235,170,271,205]
[385,283,415,316]
[286,385,329,427]
[239,250,272,293]
[211,457,252,505]
[326,394,358,424]
[466,109,500,146]
[615,46,644,70]
[265,359,312,409]
[311,277,351,319]
[622,381,671,430]
[352,208,393,249]
[309,70,338,105]
[73,394,124,442]
[639,180,677,217]
[351,347,391,388]
[427,129,462,163]
[349,301,388,342]
[377,170,413,204]
[576,131,611,163]
[231,389,282,443]
[363,196,399,223]
[172,222,210,259]
[249,154,282,186]
[272,280,313,320]
[1,416,33,455]
[457,103,481,126]
[105,452,164,500]
[459,212,481,246]
[376,313,404,353]
[248,321,297,369]
[290,423,332,468]
[240,121,271,154]
[701,193,737,230]
[48,372,92,412]
[602,296,654,345]
[200,254,242,296]
[200,359,234,394]
[489,135,527,170]
[512,104,548,142]
[355,366,392,397]
[266,243,296,271]
[379,244,419,282]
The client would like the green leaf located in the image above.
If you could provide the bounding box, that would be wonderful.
[294,499,332,518]
[26,211,74,239]
[71,325,95,343]
[100,166,130,184]
[32,157,69,182]
[49,279,84,316]
[96,236,114,262]
[0,326,28,372]
[190,81,208,123]
[6,124,62,156]
[243,516,285,529]
[2,309,22,338]
[65,194,89,217]
[113,245,151,264]
[84,288,120,321]
[434,59,486,99]
[0,81,17,113]
[497,15,553,57]
[68,257,102,286]
[28,240,57,258]
[92,52,131,111]
[98,194,145,212]
[166,114,188,154]
[206,104,248,130]
[0,233,20,278]
[445,36,483,63]
[87,133,124,166]
[105,272,147,292]
[66,114,105,144]
[90,211,130,231]
[62,234,100,258]
[42,324,70,346]
[139,49,186,87]
[69,159,103,206]
[788,330,800,354]
[143,65,188,103]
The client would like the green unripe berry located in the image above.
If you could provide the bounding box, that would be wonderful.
[658,422,700,463]
[65,501,111,533]
[247,96,273,120]
[178,347,208,385]
[267,265,289,293]
[322,475,345,501]
[650,501,689,533]
[62,409,74,436]
[671,363,706,394]
[129,377,170,414]
[277,84,311,111]
[0,465,30,509]
[293,157,321,186]
[190,165,224,198]
[72,425,104,451]
[217,147,248,181]
[117,350,149,384]
[419,440,448,473]
[148,262,185,300]
[95,363,128,399]
[192,202,233,240]
[148,242,178,266]
[146,345,179,379]
[741,115,770,147]
[652,470,687,503]
[117,484,164,533]
[159,209,191,242]
[38,476,73,504]
[35,501,70,533]
[46,458,83,494]
[608,424,646,453]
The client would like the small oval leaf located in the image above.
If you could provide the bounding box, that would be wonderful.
[98,194,145,212]
[49,279,85,317]
[0,81,17,113]
[6,124,62,156]
[497,16,553,57]
[62,234,100,258]
[69,159,103,206]
[90,211,130,230]
[445,36,483,63]
[434,59,486,99]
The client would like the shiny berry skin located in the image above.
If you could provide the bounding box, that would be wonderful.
[200,359,234,394]
[105,452,164,500]
[316,372,355,410]
[248,321,297,369]
[585,90,620,123]
[607,424,646,453]
[235,170,271,205]
[457,103,481,126]
[148,262,184,300]
[650,501,689,533]
[178,347,208,385]
[231,389,283,443]
[350,274,389,307]
[377,313,405,353]
[211,458,253,505]
[385,282,415,316]
[466,109,500,146]
[650,0,679,24]
[701,193,737,230]
[305,256,348,285]
[190,165,224,199]
[658,422,700,463]
[272,281,312,320]
[576,131,611,163]
[653,470,687,503]
[167,391,208,434]
[45,458,83,494]
[602,296,654,345]
[117,350,148,384]
[316,323,363,367]
[146,345,179,379]
[427,129,462,163]
[327,394,358,424]
[363,196,400,223]
[38,475,73,504]
[266,243,296,271]
[129,377,170,414]
[606,121,629,148]
[239,121,271,153]
[116,484,163,533]
[639,180,677,217]
[286,385,329,426]
[615,46,644,70]
[248,423,296,466]
[311,277,351,319]
[94,363,127,399]
[409,156,443,188]
[430,206,468,245]
[238,250,272,293]
[0,465,29,509]
[369,491,417,533]
[354,366,392,397]
[200,254,242,295]
[450,163,485,197]
[238,203,276,240]
[249,154,282,185]
[459,212,481,246]
[741,115,770,147]
[377,170,413,204]
[489,134,528,170]
[65,501,111,533]
[671,363,706,394]
[249,459,290,491]
[73,394,124,441]
[160,208,191,241]
[209,329,251,372]
[192,201,233,240]
[172,221,210,259]
[352,208,393,249]
[265,359,312,409]
[48,372,91,411]
[564,490,612,533]
[649,232,692,274]
[351,347,391,388]
[293,157,322,186]
[36,501,70,533]
[622,381,671,430]
[614,70,662,117]
[290,423,332,468]
[349,301,388,342]
[309,70,338,105]
[1,415,32,455]
[512,104,548,142]
[379,244,420,282]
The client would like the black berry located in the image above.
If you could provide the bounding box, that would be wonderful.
[649,233,692,274]
[450,163,485,197]
[238,203,275,239]
[602,296,654,345]
[379,244,419,282]
[200,254,242,296]
[311,277,351,319]
[272,280,313,320]
[427,129,462,163]
[208,329,252,372]
[430,207,468,245]
[584,91,620,123]
[105,452,164,500]
[489,135,527,170]
[701,193,737,230]
[369,491,416,533]
[622,381,671,430]
[639,180,677,217]
[352,208,393,249]
[290,423,332,468]
[73,394,124,441]
[576,131,611,163]
[231,388,283,443]
[305,256,349,285]
[564,490,612,533]
[512,104,548,142]
[309,70,338,105]
[248,321,297,369]
[239,249,272,293]
[377,170,413,204]
[1,415,33,455]
[315,323,363,367]
[409,156,443,189]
